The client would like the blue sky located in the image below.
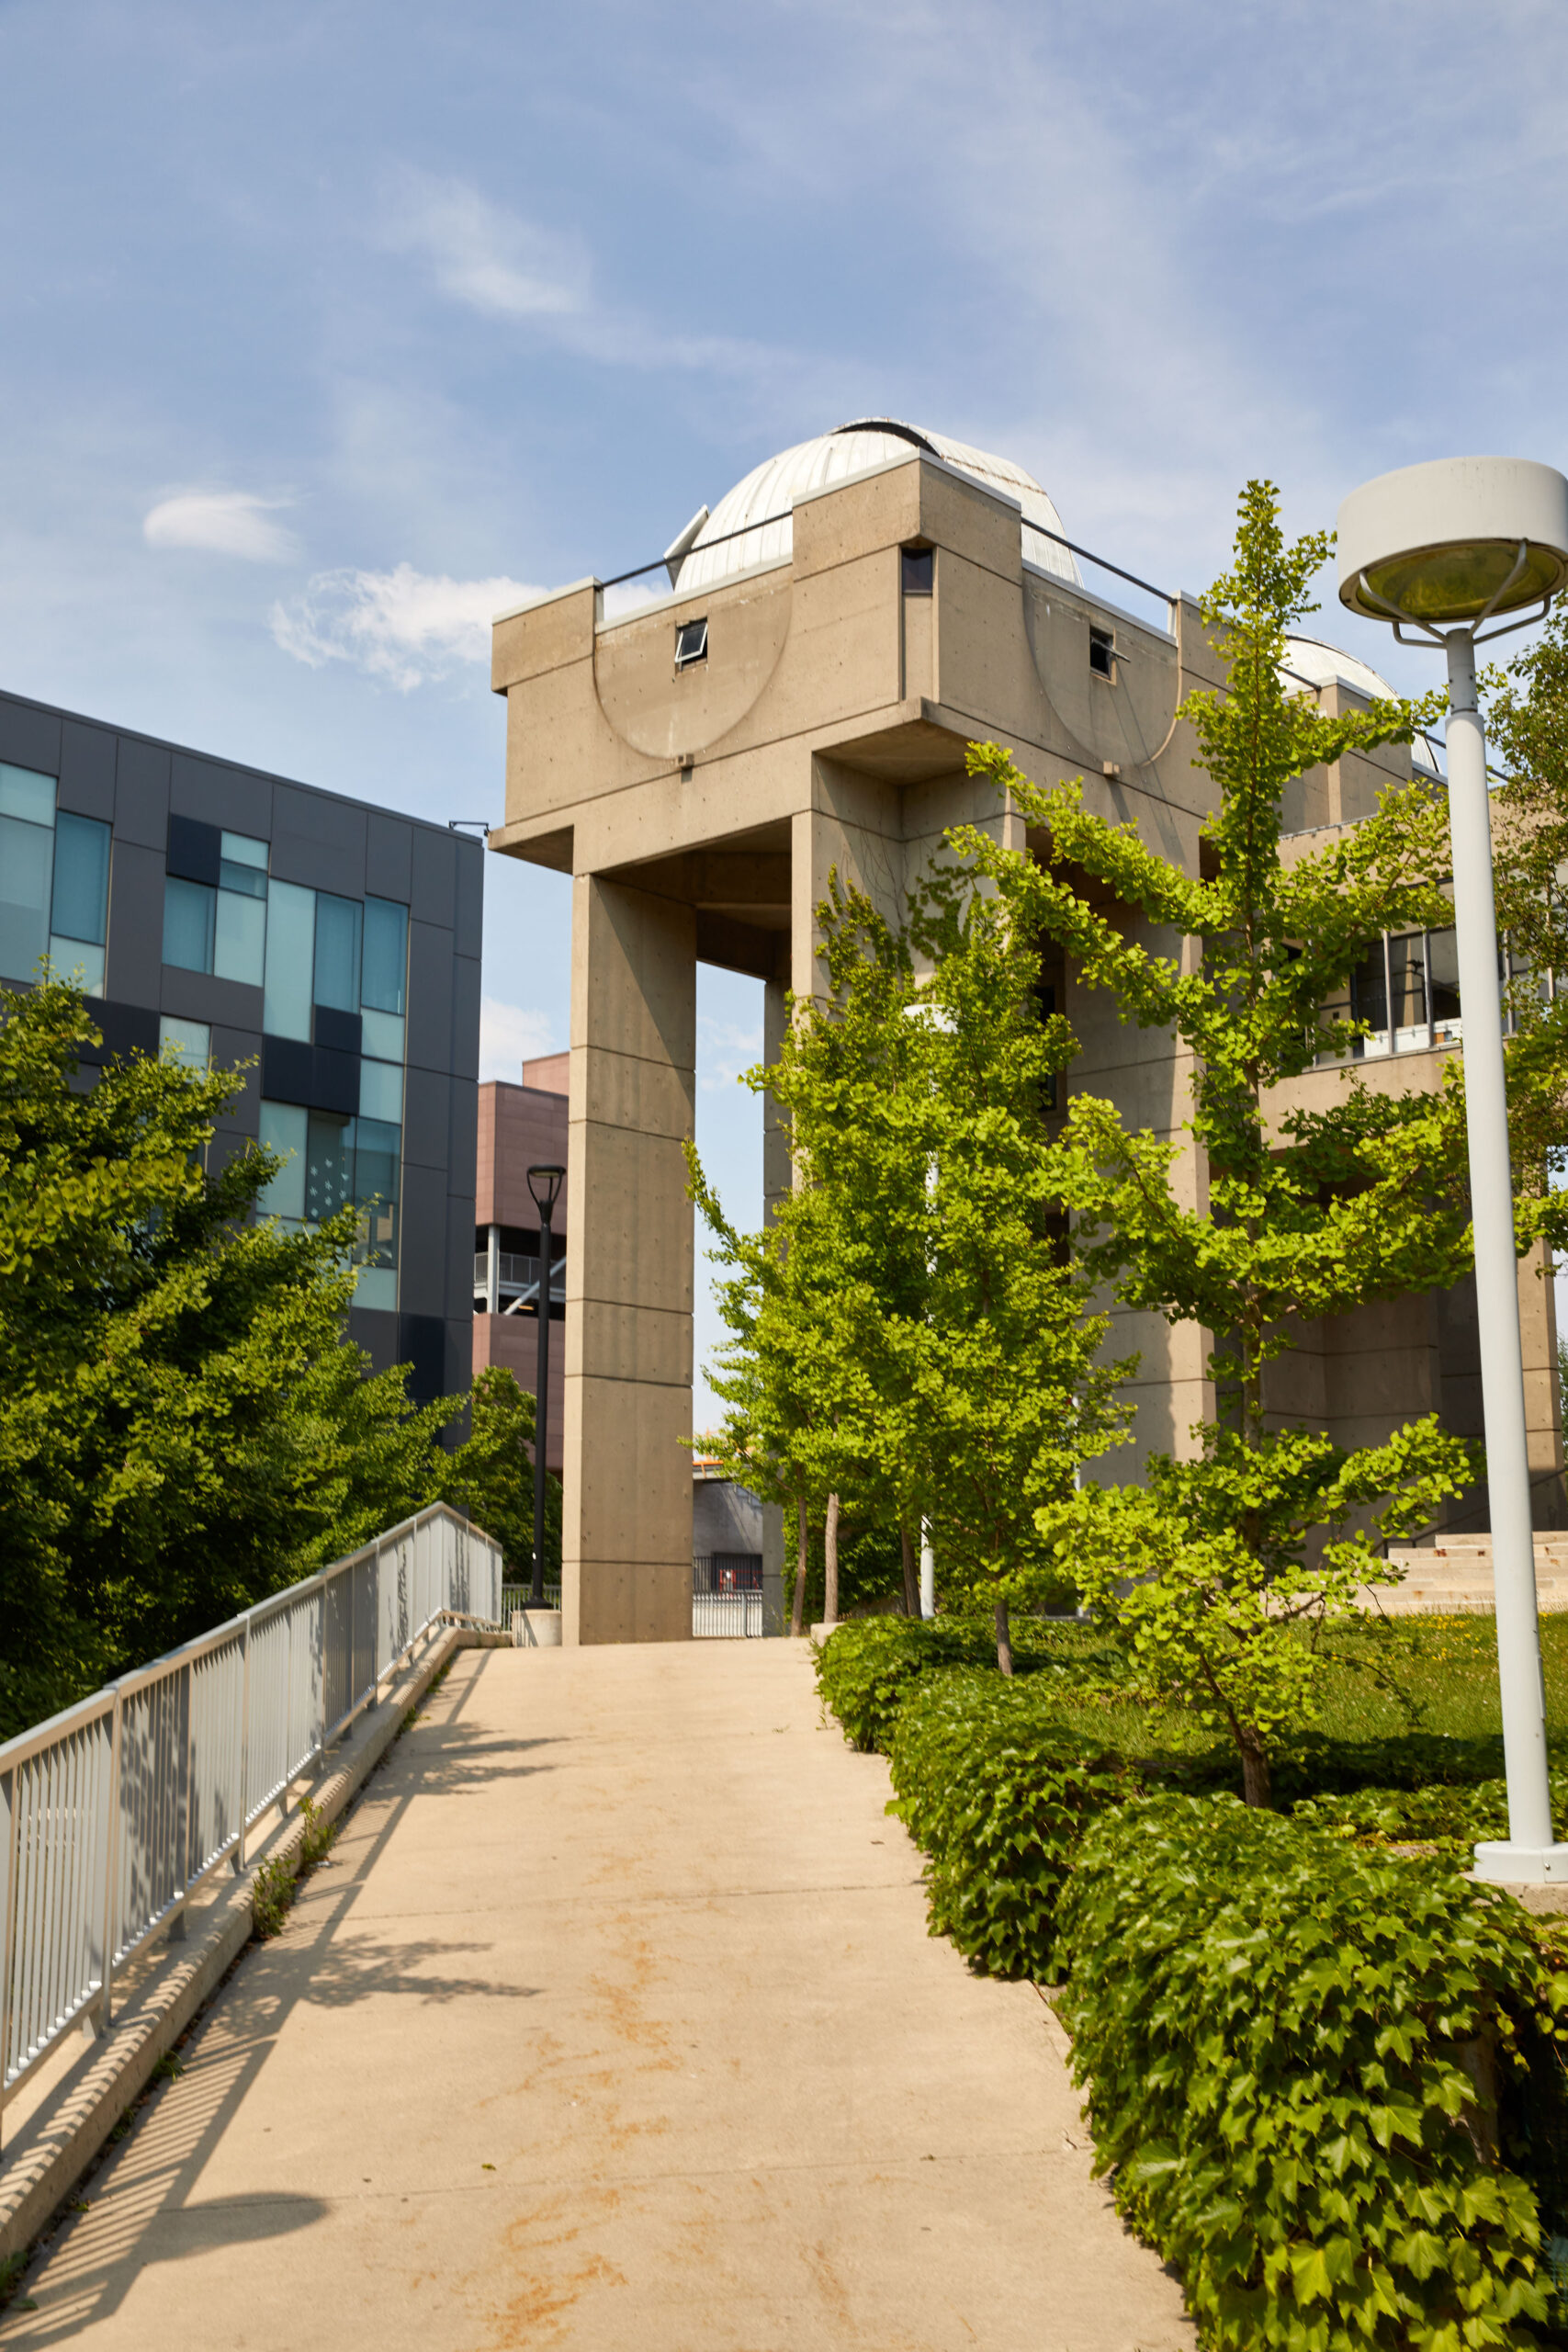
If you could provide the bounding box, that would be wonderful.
[3,0,1566,1421]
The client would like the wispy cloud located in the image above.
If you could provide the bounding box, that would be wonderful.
[480,995,555,1084]
[697,1013,762,1093]
[269,561,541,689]
[385,170,587,321]
[144,490,297,561]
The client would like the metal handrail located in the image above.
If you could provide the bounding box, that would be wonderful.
[0,1502,502,2129]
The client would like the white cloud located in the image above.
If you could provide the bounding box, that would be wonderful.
[697,1014,762,1093]
[480,996,556,1084]
[144,490,297,562]
[269,561,541,689]
[387,172,586,321]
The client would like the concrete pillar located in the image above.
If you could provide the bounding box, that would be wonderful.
[562,875,695,1643]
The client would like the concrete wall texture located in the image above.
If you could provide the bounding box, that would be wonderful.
[488,427,1564,1645]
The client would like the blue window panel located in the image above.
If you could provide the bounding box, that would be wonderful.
[0,763,56,826]
[214,888,266,986]
[360,1006,404,1061]
[50,938,106,996]
[354,1265,398,1310]
[219,835,267,901]
[354,1115,400,1275]
[164,876,216,973]
[50,812,110,945]
[362,895,408,1014]
[258,1100,308,1222]
[264,879,314,1040]
[314,893,363,1013]
[159,1016,211,1067]
[0,810,53,980]
[359,1057,403,1123]
[305,1110,355,1224]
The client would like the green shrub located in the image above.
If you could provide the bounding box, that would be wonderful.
[813,1611,1119,1754]
[1060,1793,1565,2349]
[887,1670,1134,1979]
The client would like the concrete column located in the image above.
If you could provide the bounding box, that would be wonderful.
[562,875,695,1644]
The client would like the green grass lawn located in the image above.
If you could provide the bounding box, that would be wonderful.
[996,1609,1568,1792]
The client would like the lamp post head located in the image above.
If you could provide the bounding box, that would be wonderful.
[527,1162,566,1218]
[1337,456,1568,631]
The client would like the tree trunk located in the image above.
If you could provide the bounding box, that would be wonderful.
[995,1596,1014,1678]
[899,1526,919,1619]
[790,1494,808,1636]
[824,1491,840,1626]
[1239,1737,1272,1808]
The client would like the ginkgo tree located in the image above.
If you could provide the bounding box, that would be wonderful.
[955,481,1482,1801]
[691,866,1130,1669]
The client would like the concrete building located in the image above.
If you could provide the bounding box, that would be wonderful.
[0,686,480,1405]
[487,418,1563,1645]
[473,1055,568,1469]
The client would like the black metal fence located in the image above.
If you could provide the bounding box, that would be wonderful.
[693,1554,764,1638]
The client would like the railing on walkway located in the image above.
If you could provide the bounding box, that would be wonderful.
[694,1554,764,1640]
[0,1504,502,2123]
[502,1580,562,1616]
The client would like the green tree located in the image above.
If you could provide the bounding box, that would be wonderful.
[693,871,1128,1669]
[441,1363,561,1580]
[0,978,454,1735]
[956,481,1479,1798]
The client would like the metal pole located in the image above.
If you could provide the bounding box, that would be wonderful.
[919,1524,935,1621]
[531,1206,553,1609]
[1446,631,1558,1871]
[487,1223,500,1315]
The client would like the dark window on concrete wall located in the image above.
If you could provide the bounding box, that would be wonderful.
[900,546,933,595]
[1089,627,1114,678]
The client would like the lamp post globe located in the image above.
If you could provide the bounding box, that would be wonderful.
[525,1163,566,1613]
[1337,456,1568,1883]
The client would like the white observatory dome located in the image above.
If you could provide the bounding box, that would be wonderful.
[671,419,1080,595]
[1280,634,1443,776]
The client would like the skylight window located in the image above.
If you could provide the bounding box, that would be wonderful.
[674,617,708,671]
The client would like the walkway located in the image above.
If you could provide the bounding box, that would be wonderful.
[1,1642,1193,2350]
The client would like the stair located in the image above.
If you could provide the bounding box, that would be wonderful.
[1356,1536,1568,1615]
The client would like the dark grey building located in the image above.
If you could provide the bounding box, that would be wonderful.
[0,687,480,1405]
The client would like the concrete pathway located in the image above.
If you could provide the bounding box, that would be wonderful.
[1,1642,1193,2351]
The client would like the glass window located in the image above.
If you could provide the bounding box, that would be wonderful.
[257,1100,308,1222]
[219,835,268,907]
[355,1265,398,1311]
[1389,933,1427,1052]
[51,813,110,945]
[264,879,314,1039]
[163,876,216,973]
[354,1115,400,1280]
[0,810,54,981]
[359,1057,403,1124]
[900,547,933,595]
[160,1016,211,1067]
[674,616,708,670]
[49,939,105,995]
[305,1110,355,1224]
[1429,929,1461,1044]
[313,893,363,1013]
[361,896,407,1015]
[214,888,266,986]
[0,763,56,826]
[360,1005,404,1061]
[1350,942,1389,1058]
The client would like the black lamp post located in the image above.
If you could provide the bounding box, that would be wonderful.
[525,1163,565,1610]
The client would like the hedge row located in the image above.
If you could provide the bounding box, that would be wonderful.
[1062,1796,1568,2350]
[814,1618,1568,2348]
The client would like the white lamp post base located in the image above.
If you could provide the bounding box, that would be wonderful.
[1472,1840,1568,1884]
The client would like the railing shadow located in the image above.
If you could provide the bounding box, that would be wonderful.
[4,1648,535,2343]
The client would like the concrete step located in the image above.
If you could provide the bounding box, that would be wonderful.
[1359,1536,1568,1613]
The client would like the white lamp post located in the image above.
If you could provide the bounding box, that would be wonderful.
[1337,456,1568,1882]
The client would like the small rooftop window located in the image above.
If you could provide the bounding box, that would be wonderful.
[901,546,933,596]
[1089,626,1114,679]
[675,616,708,671]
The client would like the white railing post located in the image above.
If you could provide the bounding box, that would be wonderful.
[236,1619,252,1872]
[97,1689,123,2031]
[0,1758,17,2143]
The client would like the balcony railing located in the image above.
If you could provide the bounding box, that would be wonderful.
[0,1504,502,2121]
[472,1251,565,1307]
